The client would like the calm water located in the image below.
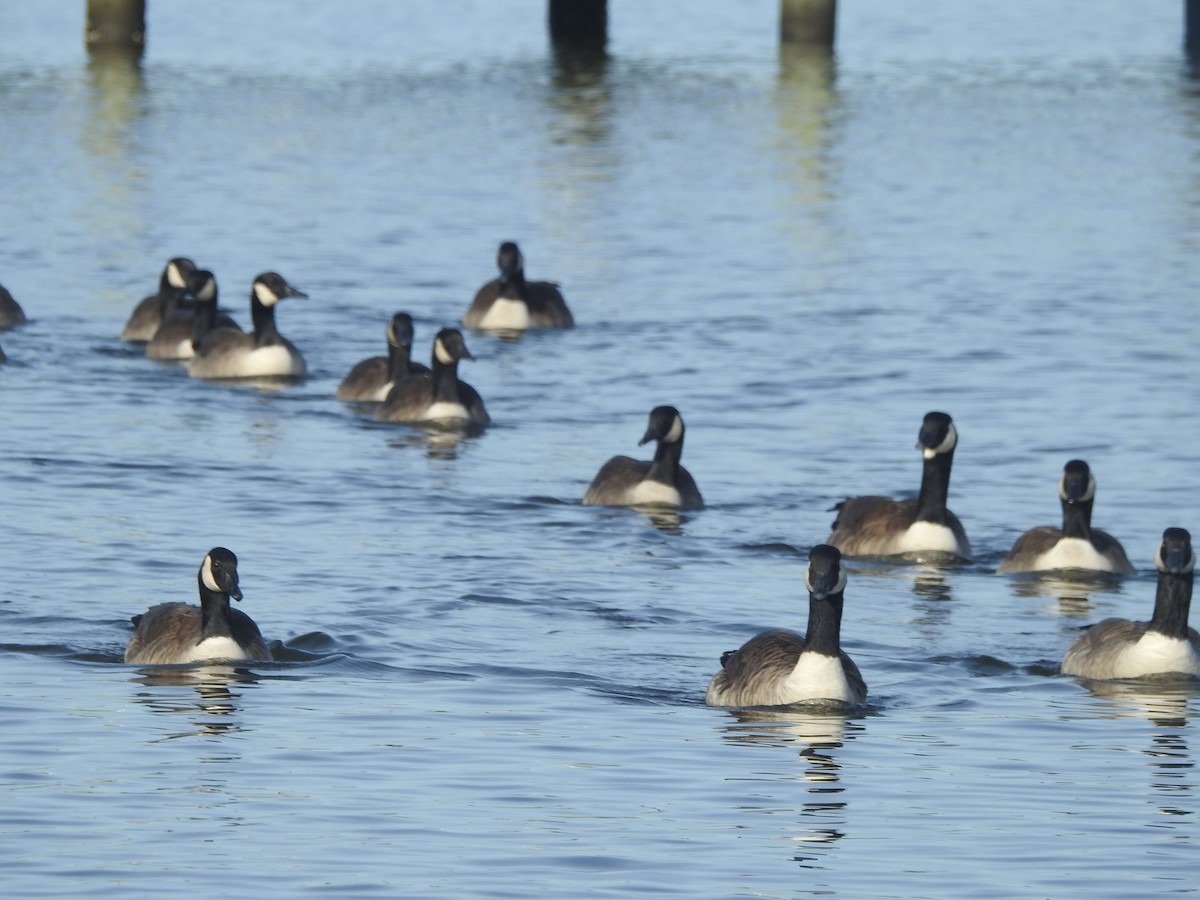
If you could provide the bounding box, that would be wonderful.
[2,1,1199,896]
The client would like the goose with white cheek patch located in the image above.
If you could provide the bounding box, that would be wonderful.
[146,270,240,361]
[706,544,867,707]
[124,547,271,665]
[375,327,490,427]
[1061,528,1199,680]
[462,241,573,331]
[827,411,970,559]
[121,257,197,342]
[582,405,703,509]
[337,312,430,402]
[998,459,1133,575]
[187,272,307,380]
[0,283,27,330]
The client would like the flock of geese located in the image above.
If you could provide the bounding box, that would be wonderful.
[1,245,1196,705]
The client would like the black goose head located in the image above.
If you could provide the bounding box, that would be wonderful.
[805,544,847,600]
[638,406,685,447]
[200,547,243,602]
[386,312,416,350]
[432,328,475,366]
[252,272,308,308]
[162,257,197,292]
[916,411,957,460]
[1157,528,1195,576]
[190,269,218,305]
[496,241,524,284]
[1059,459,1096,505]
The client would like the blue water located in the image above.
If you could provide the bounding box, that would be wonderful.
[1,1,1199,896]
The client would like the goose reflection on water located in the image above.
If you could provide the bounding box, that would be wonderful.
[130,664,259,739]
[1075,680,1198,820]
[715,707,867,868]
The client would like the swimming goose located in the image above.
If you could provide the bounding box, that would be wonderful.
[582,405,703,509]
[146,270,240,361]
[706,544,867,707]
[375,327,490,427]
[462,241,574,331]
[121,257,198,342]
[1061,528,1199,680]
[124,547,271,665]
[336,312,431,402]
[187,272,307,380]
[0,283,27,329]
[997,459,1134,574]
[827,411,970,559]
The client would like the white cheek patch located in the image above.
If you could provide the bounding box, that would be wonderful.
[1156,546,1197,575]
[253,282,280,306]
[663,415,684,444]
[195,278,216,302]
[167,262,188,289]
[201,555,220,592]
[434,338,455,365]
[922,422,957,459]
[804,567,847,596]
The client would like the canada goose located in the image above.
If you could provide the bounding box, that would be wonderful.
[121,257,197,342]
[0,284,26,330]
[462,241,574,331]
[375,327,489,427]
[336,312,431,402]
[998,459,1134,575]
[124,547,271,665]
[827,411,970,559]
[582,406,703,509]
[187,272,307,380]
[706,544,867,707]
[1061,528,1199,680]
[146,270,240,361]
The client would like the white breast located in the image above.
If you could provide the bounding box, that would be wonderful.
[626,480,682,507]
[895,521,965,555]
[177,636,253,664]
[1112,632,1200,679]
[781,652,857,704]
[479,298,531,331]
[1032,537,1117,573]
[423,400,470,422]
[232,345,306,378]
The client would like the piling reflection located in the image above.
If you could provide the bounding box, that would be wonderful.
[717,707,866,868]
[82,49,146,247]
[130,664,259,739]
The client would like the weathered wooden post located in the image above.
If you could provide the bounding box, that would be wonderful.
[1188,0,1200,57]
[781,0,836,49]
[85,0,146,55]
[548,0,607,48]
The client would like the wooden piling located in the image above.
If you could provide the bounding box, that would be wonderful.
[548,0,607,48]
[780,0,836,49]
[85,0,146,55]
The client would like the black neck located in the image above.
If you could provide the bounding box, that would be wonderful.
[1149,568,1194,639]
[804,591,845,657]
[387,342,414,381]
[1059,497,1094,540]
[197,577,234,641]
[189,300,218,346]
[430,352,462,404]
[499,270,528,300]
[250,295,281,346]
[646,435,683,485]
[915,449,954,524]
